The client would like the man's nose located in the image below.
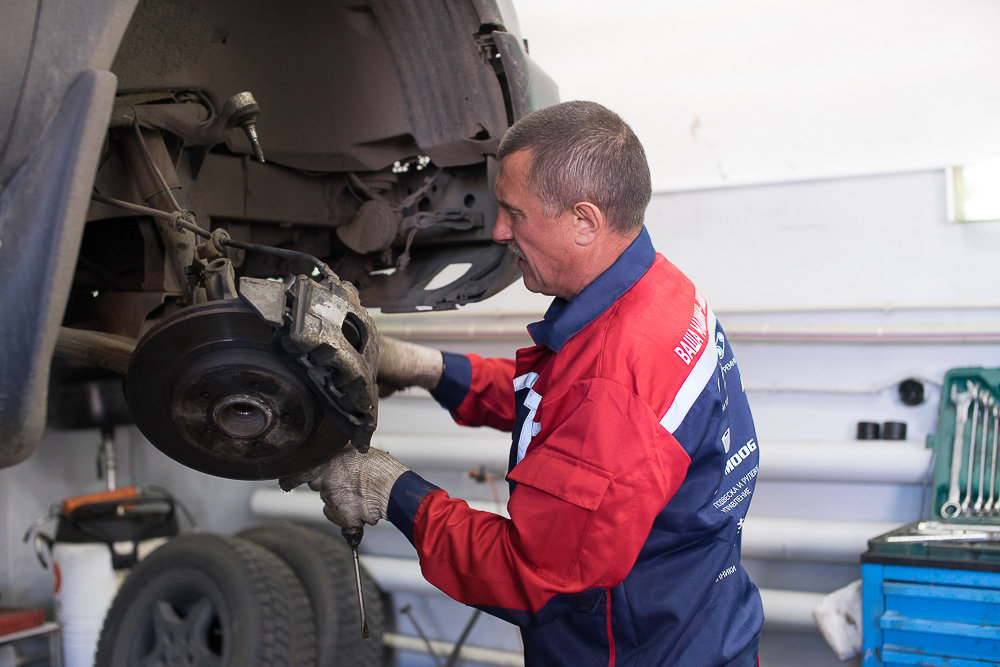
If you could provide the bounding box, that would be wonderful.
[492,212,511,243]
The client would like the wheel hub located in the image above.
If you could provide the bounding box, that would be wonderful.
[125,300,347,479]
[170,347,317,461]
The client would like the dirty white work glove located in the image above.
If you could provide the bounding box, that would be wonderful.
[377,335,443,394]
[280,447,409,528]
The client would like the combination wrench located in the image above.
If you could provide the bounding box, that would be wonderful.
[974,393,994,514]
[960,388,983,515]
[988,406,1000,515]
[942,381,976,519]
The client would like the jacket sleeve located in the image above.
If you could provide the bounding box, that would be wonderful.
[430,352,516,432]
[388,378,691,626]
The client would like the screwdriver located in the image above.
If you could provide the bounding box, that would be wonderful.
[342,526,370,638]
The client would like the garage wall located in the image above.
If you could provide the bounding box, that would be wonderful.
[516,0,1000,192]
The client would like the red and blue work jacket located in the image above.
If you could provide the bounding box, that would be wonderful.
[387,228,764,666]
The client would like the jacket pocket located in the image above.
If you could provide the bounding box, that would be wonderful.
[506,450,613,580]
[508,449,612,509]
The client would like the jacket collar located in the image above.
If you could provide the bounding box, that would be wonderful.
[527,226,655,352]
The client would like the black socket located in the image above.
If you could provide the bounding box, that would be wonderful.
[857,421,881,440]
[882,421,907,440]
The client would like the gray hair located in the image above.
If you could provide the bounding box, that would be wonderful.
[496,101,651,234]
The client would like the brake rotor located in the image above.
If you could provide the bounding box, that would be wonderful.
[125,300,347,480]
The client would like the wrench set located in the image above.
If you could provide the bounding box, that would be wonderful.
[938,375,1000,521]
[864,370,1000,562]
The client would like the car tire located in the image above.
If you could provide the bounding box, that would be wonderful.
[238,522,387,666]
[95,533,318,666]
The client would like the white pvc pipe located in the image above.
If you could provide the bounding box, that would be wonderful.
[740,517,897,563]
[760,589,825,633]
[374,434,507,471]
[251,489,508,524]
[760,440,932,484]
[361,556,429,595]
[252,490,885,564]
[360,555,820,634]
[372,311,1000,344]
[383,632,524,666]
[371,434,934,485]
[250,487,326,520]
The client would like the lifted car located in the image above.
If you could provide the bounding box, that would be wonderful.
[0,0,556,477]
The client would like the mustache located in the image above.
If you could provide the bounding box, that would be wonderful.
[505,242,525,260]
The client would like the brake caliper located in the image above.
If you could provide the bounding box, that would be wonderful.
[240,273,379,452]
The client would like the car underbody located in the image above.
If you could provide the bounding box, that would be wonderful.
[0,0,557,476]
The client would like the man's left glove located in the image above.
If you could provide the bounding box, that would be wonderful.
[280,446,409,528]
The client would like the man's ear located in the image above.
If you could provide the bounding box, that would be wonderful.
[570,201,604,246]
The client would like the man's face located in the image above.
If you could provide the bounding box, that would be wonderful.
[492,150,579,299]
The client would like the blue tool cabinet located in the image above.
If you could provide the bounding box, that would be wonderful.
[862,367,1000,666]
[862,562,1000,665]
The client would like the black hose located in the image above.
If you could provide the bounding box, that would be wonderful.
[219,236,334,281]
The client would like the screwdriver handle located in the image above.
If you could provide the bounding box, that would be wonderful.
[342,525,363,548]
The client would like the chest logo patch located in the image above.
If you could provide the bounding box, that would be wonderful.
[513,372,542,464]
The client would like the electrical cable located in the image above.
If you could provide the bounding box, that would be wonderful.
[90,191,336,281]
[90,192,208,237]
[130,116,183,213]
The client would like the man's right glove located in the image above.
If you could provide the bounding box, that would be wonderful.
[280,446,409,528]
[377,335,444,395]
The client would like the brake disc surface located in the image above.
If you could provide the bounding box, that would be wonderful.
[125,300,346,479]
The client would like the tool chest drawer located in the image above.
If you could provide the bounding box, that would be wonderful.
[862,563,1000,665]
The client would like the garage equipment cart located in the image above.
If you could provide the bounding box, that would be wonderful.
[862,367,1000,665]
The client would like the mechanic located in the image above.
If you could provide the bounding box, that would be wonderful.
[284,101,764,666]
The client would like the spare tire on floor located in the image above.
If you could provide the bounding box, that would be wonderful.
[95,533,317,666]
[238,522,387,666]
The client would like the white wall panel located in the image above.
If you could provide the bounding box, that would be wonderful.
[517,0,1000,192]
[652,170,1000,311]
